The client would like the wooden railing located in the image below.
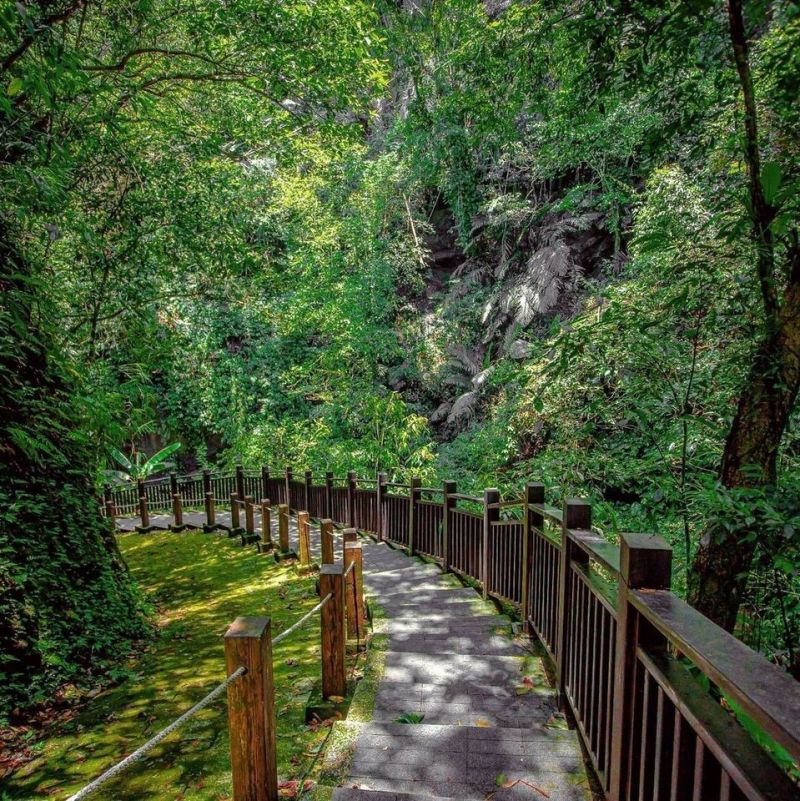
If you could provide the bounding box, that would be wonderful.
[105,468,800,801]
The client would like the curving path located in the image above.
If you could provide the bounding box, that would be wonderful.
[115,513,592,799]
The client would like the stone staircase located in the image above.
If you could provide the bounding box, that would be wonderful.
[326,541,592,801]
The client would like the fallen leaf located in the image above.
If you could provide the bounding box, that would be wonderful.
[475,718,493,728]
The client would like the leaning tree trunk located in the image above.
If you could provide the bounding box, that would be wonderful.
[689,273,800,630]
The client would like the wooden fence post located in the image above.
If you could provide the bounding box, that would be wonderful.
[297,511,311,565]
[376,472,387,540]
[325,472,334,520]
[278,504,290,554]
[408,476,421,556]
[204,491,217,533]
[235,465,245,501]
[171,493,185,532]
[170,471,178,497]
[556,498,592,704]
[347,471,357,528]
[243,496,256,545]
[105,499,116,533]
[608,533,672,801]
[319,564,346,699]
[520,482,545,626]
[320,519,334,565]
[304,470,312,515]
[482,488,500,600]
[261,467,269,500]
[343,527,357,547]
[344,542,365,643]
[137,494,150,533]
[442,480,456,572]
[284,467,292,510]
[203,469,211,496]
[103,483,112,505]
[259,500,272,552]
[230,492,243,537]
[224,617,278,801]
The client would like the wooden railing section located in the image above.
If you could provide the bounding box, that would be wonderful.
[106,468,800,801]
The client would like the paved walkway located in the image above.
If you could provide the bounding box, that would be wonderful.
[115,514,591,800]
[332,541,591,801]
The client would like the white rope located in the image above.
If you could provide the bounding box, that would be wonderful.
[344,560,356,577]
[66,666,246,801]
[272,594,332,645]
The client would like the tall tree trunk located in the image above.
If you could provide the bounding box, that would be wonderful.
[687,0,800,630]
[689,278,800,629]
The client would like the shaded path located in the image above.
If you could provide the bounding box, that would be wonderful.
[114,516,591,799]
[335,541,591,801]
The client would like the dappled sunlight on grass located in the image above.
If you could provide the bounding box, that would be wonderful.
[4,532,332,800]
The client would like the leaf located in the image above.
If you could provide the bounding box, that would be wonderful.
[109,447,132,472]
[6,77,23,96]
[495,773,507,787]
[394,712,424,724]
[475,718,493,728]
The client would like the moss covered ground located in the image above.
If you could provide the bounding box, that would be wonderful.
[2,531,346,800]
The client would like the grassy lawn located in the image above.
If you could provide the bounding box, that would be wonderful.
[3,531,338,801]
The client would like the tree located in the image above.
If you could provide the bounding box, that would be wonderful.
[688,0,800,631]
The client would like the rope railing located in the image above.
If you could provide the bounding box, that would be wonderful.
[63,559,360,801]
[272,594,331,646]
[66,666,246,801]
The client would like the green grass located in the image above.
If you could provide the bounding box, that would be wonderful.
[3,532,338,801]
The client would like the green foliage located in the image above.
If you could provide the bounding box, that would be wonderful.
[108,443,181,482]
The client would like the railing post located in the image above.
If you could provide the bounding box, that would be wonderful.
[171,493,185,532]
[259,500,272,552]
[261,467,269,500]
[244,496,256,545]
[556,498,592,705]
[278,504,290,554]
[343,527,357,547]
[608,533,672,801]
[297,511,311,565]
[137,494,150,532]
[224,617,278,801]
[324,471,333,519]
[320,519,334,565]
[408,476,421,556]
[376,472,387,540]
[203,469,212,498]
[204,491,216,533]
[304,470,312,515]
[347,471,357,529]
[319,565,346,699]
[105,499,116,533]
[482,488,500,599]
[284,467,292,510]
[442,480,456,571]
[170,471,178,497]
[235,464,245,501]
[103,483,112,505]
[230,492,243,537]
[520,483,545,626]
[344,542,365,643]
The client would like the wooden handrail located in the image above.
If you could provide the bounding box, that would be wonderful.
[567,528,621,575]
[631,588,800,763]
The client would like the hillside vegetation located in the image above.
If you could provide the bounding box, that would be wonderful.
[1,0,799,715]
